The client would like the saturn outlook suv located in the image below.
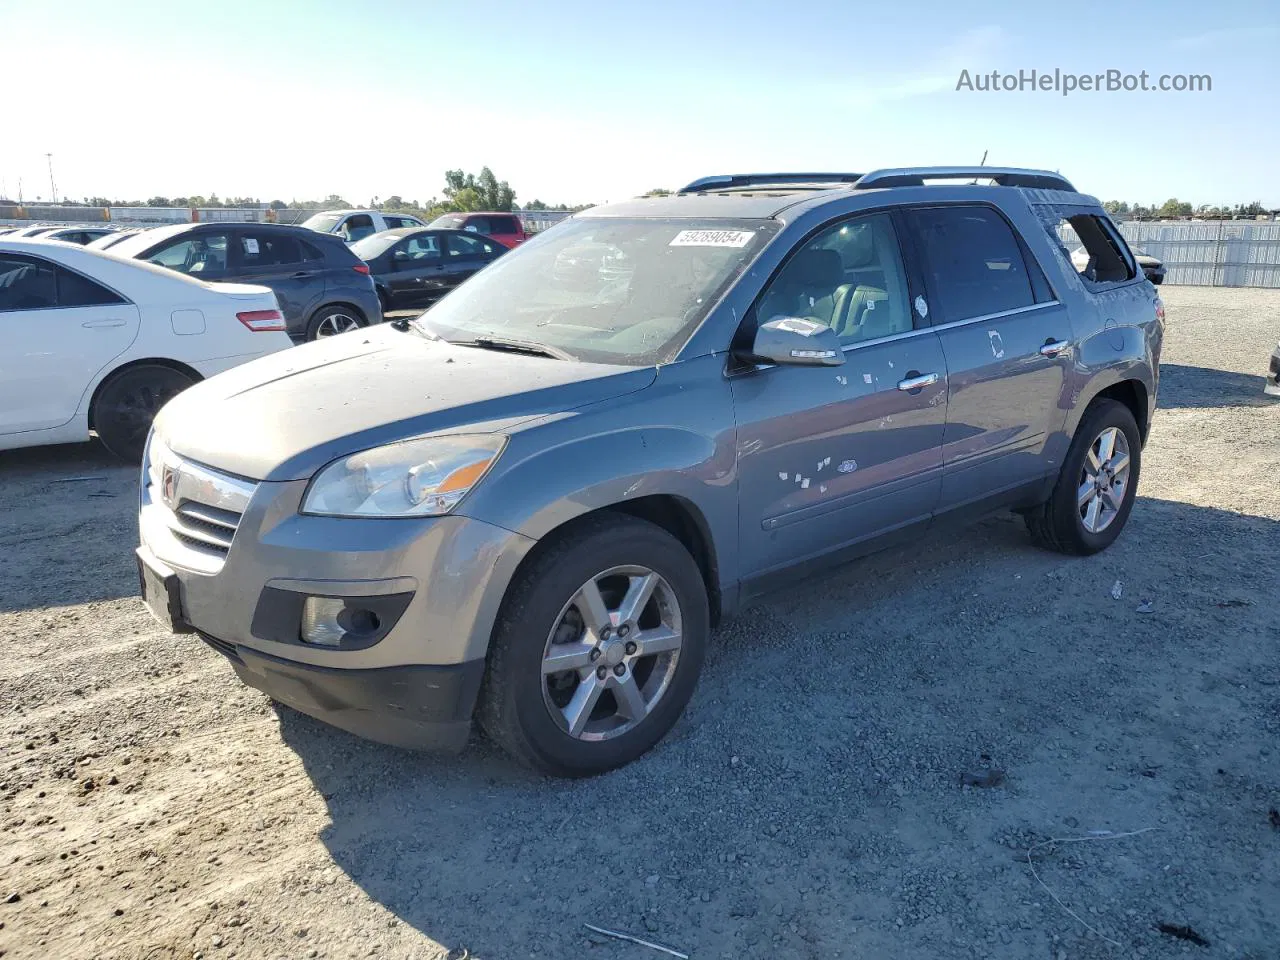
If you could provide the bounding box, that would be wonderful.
[136,167,1164,776]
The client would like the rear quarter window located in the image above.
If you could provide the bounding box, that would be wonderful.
[1051,213,1136,286]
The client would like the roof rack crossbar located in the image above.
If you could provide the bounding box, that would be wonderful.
[678,172,866,194]
[853,166,1076,192]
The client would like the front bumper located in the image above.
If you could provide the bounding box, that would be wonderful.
[138,447,535,748]
[203,636,484,750]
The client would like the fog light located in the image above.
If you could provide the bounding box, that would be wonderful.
[301,597,346,647]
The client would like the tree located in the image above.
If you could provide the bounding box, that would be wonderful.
[442,167,516,211]
[643,188,673,197]
[1102,200,1129,215]
[1158,198,1192,218]
[1235,201,1265,216]
[146,196,171,207]
[269,199,288,210]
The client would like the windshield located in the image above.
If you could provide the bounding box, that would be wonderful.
[428,214,466,229]
[302,213,343,232]
[414,217,775,366]
[350,233,401,259]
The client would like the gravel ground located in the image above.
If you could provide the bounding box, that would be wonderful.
[2,285,1278,960]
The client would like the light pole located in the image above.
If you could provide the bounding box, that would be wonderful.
[46,153,57,204]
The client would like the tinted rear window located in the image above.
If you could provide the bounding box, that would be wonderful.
[906,206,1035,322]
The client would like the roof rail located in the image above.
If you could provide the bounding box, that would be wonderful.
[677,172,865,194]
[853,166,1076,192]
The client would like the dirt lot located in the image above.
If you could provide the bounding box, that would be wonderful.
[2,285,1278,960]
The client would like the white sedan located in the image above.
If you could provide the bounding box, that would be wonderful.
[0,238,292,460]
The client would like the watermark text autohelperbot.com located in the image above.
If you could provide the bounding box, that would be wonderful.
[956,69,1211,96]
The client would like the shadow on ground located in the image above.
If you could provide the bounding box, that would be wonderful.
[1157,363,1279,409]
[277,497,1280,959]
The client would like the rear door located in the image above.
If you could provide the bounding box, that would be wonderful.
[903,204,1074,509]
[731,211,948,577]
[231,229,322,328]
[0,253,139,435]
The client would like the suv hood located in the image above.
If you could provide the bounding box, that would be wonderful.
[154,324,655,481]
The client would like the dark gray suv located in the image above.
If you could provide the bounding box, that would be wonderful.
[108,222,383,341]
[137,167,1164,776]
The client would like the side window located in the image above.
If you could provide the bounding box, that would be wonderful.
[147,234,229,278]
[0,255,57,311]
[491,215,520,235]
[57,267,125,307]
[396,235,442,260]
[756,212,912,345]
[238,232,303,269]
[462,216,487,234]
[446,233,491,258]
[340,215,376,242]
[300,240,325,262]
[1053,214,1135,285]
[906,206,1035,322]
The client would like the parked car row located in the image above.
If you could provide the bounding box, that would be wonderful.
[0,223,119,245]
[104,222,384,341]
[0,236,290,459]
[301,208,545,248]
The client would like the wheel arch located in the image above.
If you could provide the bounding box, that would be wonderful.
[309,300,369,325]
[86,357,203,430]
[502,495,724,628]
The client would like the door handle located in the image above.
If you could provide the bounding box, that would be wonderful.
[1040,339,1071,357]
[81,319,127,328]
[291,271,315,279]
[897,372,939,392]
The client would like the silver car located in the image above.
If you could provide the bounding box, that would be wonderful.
[137,167,1164,775]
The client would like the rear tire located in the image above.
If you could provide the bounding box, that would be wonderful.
[1025,398,1141,555]
[93,364,196,461]
[478,514,709,777]
[306,305,365,341]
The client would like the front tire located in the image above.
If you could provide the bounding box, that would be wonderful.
[1025,398,1141,555]
[478,514,709,777]
[93,364,196,461]
[306,305,365,341]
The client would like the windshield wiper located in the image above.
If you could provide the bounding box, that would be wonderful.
[465,336,576,361]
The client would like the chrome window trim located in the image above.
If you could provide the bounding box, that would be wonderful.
[840,300,1061,353]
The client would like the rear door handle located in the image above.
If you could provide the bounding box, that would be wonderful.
[291,271,316,279]
[81,319,127,329]
[1040,339,1071,356]
[897,372,939,392]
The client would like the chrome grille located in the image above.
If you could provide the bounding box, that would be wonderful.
[141,438,257,573]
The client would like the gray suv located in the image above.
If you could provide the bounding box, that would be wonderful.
[136,166,1164,776]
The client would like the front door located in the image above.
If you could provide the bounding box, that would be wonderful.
[387,233,447,307]
[0,253,139,435]
[731,212,949,578]
[903,205,1074,508]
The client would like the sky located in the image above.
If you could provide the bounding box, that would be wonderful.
[2,0,1277,209]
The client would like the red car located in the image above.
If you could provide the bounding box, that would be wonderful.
[427,211,528,248]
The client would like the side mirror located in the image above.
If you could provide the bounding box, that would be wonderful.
[1144,269,1163,285]
[744,317,845,367]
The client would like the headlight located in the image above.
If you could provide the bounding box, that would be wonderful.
[302,434,505,518]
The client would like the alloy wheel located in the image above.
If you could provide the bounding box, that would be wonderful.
[540,565,683,741]
[1077,426,1131,533]
[315,312,360,337]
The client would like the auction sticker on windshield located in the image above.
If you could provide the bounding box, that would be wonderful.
[669,230,756,247]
